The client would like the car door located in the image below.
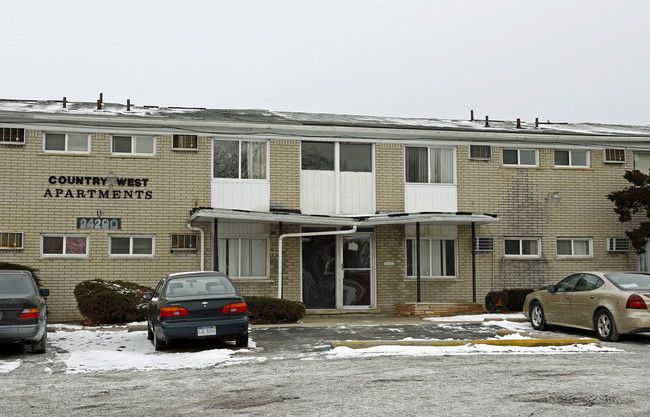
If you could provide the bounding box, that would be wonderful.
[569,274,603,329]
[545,273,582,325]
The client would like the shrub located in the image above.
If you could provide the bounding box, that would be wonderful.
[0,262,41,288]
[245,296,305,324]
[485,290,509,313]
[505,288,535,312]
[74,279,153,325]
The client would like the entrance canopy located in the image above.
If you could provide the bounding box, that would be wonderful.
[188,207,500,226]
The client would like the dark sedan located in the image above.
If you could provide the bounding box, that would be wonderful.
[144,271,249,351]
[0,270,49,353]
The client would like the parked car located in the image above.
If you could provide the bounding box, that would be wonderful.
[143,271,249,351]
[0,270,49,353]
[523,271,650,341]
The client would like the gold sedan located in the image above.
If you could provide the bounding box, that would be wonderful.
[523,272,650,341]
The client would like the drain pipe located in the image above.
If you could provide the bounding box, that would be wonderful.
[278,226,357,299]
[187,223,205,271]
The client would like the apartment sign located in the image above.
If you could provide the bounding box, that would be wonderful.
[43,175,153,199]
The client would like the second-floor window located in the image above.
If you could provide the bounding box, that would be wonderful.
[555,150,589,167]
[504,238,541,257]
[213,140,267,179]
[405,147,454,184]
[44,133,90,153]
[503,149,538,166]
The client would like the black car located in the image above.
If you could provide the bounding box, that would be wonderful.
[0,270,49,353]
[144,271,249,351]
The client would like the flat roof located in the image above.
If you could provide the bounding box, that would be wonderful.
[189,208,500,226]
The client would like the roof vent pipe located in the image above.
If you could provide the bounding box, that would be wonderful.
[535,117,539,128]
[99,93,103,103]
[97,100,102,110]
[516,118,521,129]
[470,110,474,121]
[62,97,67,108]
[127,99,131,111]
[485,116,489,128]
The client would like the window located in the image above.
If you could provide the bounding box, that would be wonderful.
[607,237,630,252]
[171,234,198,251]
[172,134,198,150]
[469,145,492,160]
[474,237,494,252]
[405,147,454,184]
[502,149,538,166]
[302,142,334,170]
[406,238,456,277]
[504,238,540,257]
[44,132,90,153]
[111,135,155,155]
[604,149,626,163]
[213,140,267,179]
[557,238,592,257]
[109,235,154,256]
[0,127,25,144]
[554,150,589,167]
[217,237,267,278]
[41,235,88,256]
[340,143,372,172]
[0,232,23,250]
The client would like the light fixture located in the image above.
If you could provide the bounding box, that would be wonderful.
[97,210,102,217]
[105,172,118,188]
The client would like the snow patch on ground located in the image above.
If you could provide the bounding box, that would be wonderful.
[0,360,21,373]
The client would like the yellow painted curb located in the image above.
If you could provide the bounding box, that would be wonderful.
[330,338,600,349]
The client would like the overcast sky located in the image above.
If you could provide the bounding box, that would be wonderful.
[2,1,649,125]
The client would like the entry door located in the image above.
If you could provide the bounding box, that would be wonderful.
[342,235,372,308]
[301,234,336,309]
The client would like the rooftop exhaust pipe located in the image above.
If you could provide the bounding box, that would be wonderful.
[470,110,474,121]
[127,99,131,111]
[62,97,67,108]
[97,93,103,110]
[485,116,489,127]
[516,118,522,129]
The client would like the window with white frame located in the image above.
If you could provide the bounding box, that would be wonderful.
[217,237,268,278]
[504,238,541,257]
[502,149,538,166]
[111,135,155,155]
[41,235,88,256]
[1,127,25,144]
[109,235,154,256]
[557,238,592,257]
[301,141,334,170]
[554,150,589,167]
[0,232,23,250]
[44,132,90,153]
[406,238,456,278]
[340,143,372,172]
[405,146,455,184]
[213,140,267,179]
[604,149,626,163]
[607,237,630,252]
[469,145,492,160]
[172,134,198,150]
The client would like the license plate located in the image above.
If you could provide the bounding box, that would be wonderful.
[197,326,216,336]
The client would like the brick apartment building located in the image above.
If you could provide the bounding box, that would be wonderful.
[1,98,649,322]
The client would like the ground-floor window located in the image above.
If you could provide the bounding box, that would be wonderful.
[109,235,154,256]
[557,238,592,257]
[406,238,456,277]
[218,237,267,278]
[41,234,88,256]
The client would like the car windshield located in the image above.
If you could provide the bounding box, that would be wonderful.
[165,276,237,297]
[0,274,36,296]
[604,273,650,291]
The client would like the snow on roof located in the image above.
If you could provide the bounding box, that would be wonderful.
[1,98,650,137]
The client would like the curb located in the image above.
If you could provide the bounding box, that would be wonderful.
[330,337,600,349]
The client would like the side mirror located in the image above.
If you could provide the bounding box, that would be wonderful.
[547,285,556,293]
[40,289,50,297]
[143,293,153,300]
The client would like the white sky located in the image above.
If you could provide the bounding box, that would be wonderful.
[2,1,650,125]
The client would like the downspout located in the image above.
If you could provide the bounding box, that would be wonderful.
[187,223,205,271]
[277,226,358,299]
[471,222,476,303]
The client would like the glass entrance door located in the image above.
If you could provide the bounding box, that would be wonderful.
[342,235,372,307]
[301,234,336,309]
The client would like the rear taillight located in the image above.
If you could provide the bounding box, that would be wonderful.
[18,308,39,319]
[222,303,247,314]
[626,294,648,309]
[160,306,189,317]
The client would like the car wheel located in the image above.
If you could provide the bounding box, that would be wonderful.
[235,332,249,348]
[595,309,620,342]
[32,329,47,354]
[529,301,548,331]
[153,326,167,351]
[147,322,153,340]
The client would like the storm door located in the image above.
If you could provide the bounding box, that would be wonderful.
[301,231,336,309]
[342,234,372,307]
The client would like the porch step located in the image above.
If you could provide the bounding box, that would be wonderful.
[396,302,485,318]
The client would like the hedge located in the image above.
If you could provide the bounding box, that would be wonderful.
[74,279,153,325]
[245,296,306,324]
[485,288,534,313]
